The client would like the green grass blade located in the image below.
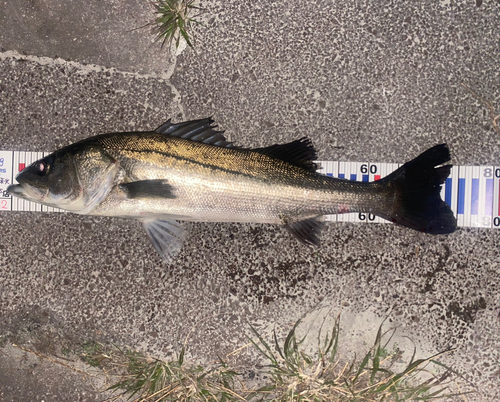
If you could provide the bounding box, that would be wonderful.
[353,351,371,383]
[273,330,285,361]
[178,346,185,366]
[248,323,278,366]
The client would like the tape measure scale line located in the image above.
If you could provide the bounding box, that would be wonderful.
[1,150,500,229]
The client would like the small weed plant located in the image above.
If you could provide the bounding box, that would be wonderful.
[151,0,201,49]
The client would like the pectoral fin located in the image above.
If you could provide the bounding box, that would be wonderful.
[285,217,325,247]
[142,219,186,263]
[120,180,175,199]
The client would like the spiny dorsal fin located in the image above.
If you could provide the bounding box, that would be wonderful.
[155,118,234,148]
[285,216,325,246]
[253,137,319,172]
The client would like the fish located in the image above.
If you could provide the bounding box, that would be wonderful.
[8,117,457,261]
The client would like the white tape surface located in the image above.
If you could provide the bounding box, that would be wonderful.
[1,150,499,229]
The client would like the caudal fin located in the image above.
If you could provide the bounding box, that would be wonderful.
[378,144,457,234]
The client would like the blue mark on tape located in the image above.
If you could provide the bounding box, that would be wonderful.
[350,174,357,181]
[458,178,465,215]
[486,179,493,216]
[445,178,452,207]
[471,178,479,215]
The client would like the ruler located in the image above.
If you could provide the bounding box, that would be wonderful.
[1,150,499,229]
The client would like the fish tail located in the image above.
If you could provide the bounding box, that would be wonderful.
[377,144,457,234]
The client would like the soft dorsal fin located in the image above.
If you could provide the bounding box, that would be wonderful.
[155,118,234,148]
[253,138,319,172]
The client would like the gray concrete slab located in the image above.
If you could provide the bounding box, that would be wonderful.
[1,0,500,401]
[0,0,176,74]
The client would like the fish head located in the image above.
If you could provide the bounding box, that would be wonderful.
[8,145,119,213]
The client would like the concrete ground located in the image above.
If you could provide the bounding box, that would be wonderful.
[0,0,499,400]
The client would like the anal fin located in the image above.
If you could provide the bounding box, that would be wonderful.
[141,219,186,263]
[285,217,325,246]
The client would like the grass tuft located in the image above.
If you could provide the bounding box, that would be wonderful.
[150,0,202,49]
[246,315,469,401]
[107,347,242,401]
[101,314,470,401]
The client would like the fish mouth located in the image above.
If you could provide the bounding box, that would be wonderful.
[7,183,48,202]
[7,184,27,198]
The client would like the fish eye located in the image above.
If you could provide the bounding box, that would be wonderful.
[35,161,49,176]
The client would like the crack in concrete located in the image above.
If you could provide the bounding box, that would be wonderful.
[0,49,185,119]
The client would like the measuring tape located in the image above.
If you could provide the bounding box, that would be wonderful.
[1,150,499,229]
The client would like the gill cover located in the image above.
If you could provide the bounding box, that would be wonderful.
[12,145,118,214]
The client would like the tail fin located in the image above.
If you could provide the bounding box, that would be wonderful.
[378,144,457,234]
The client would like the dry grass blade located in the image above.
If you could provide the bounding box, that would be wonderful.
[12,343,89,376]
